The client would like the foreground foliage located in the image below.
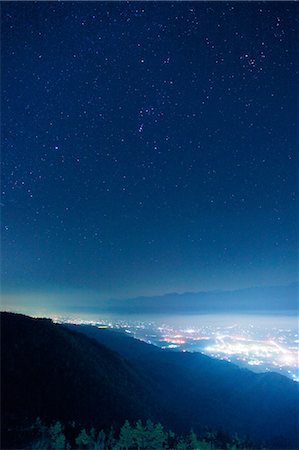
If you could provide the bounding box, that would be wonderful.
[28,418,265,450]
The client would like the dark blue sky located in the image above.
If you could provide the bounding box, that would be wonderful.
[1,2,298,312]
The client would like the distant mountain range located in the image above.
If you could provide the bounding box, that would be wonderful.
[69,282,298,314]
[2,312,298,449]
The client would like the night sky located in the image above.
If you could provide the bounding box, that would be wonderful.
[1,2,298,313]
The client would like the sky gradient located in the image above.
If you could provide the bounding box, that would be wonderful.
[1,2,298,313]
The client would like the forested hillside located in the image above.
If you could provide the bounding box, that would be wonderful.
[2,313,298,449]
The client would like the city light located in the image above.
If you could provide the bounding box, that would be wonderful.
[53,314,298,382]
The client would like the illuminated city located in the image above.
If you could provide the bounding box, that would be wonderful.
[53,314,299,382]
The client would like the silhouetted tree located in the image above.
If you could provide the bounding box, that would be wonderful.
[167,429,176,449]
[176,437,188,450]
[31,417,49,449]
[49,421,66,449]
[189,430,200,449]
[26,417,262,450]
[75,429,91,449]
[152,423,167,449]
[106,427,117,450]
[97,430,106,450]
[204,429,218,450]
[133,420,146,450]
[118,420,134,450]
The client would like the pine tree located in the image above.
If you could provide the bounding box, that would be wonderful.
[31,417,49,449]
[119,420,134,450]
[106,426,117,449]
[189,430,200,449]
[75,428,91,449]
[144,419,155,448]
[97,430,106,450]
[176,436,188,450]
[232,433,243,449]
[49,421,66,449]
[133,420,146,450]
[167,430,176,450]
[196,440,210,450]
[204,429,217,450]
[152,423,167,449]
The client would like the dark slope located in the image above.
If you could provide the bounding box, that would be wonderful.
[1,312,164,448]
[66,323,162,360]
[69,324,299,448]
[138,350,299,447]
